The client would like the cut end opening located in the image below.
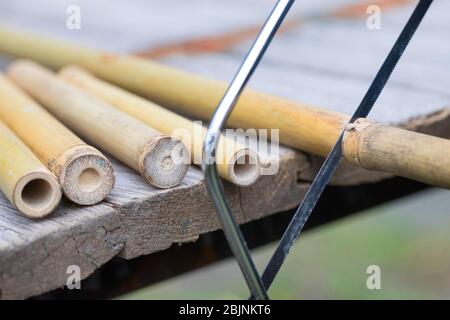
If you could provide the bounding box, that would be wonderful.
[22,178,53,209]
[14,172,62,219]
[78,167,102,193]
[229,149,261,186]
[141,137,189,189]
[61,149,115,205]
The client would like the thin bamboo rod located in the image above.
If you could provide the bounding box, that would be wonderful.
[0,72,114,205]
[0,119,61,218]
[0,27,449,188]
[8,60,189,189]
[59,66,261,187]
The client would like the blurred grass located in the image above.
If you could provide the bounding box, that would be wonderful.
[120,188,450,299]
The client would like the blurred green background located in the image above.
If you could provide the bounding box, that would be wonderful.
[120,188,450,299]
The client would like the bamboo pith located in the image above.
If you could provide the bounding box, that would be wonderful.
[8,60,189,189]
[0,119,61,218]
[59,66,261,186]
[0,71,114,205]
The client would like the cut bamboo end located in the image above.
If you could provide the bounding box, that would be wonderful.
[226,148,260,187]
[58,145,115,205]
[13,170,61,219]
[140,137,189,188]
[0,119,62,218]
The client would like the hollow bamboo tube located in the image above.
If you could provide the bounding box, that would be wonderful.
[59,66,261,186]
[0,27,449,188]
[343,119,450,189]
[0,120,61,218]
[8,60,189,189]
[0,73,114,205]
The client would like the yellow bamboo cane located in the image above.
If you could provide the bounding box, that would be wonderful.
[0,119,61,218]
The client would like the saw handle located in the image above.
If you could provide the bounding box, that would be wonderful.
[343,118,450,189]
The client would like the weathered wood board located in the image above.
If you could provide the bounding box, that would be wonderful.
[0,0,449,299]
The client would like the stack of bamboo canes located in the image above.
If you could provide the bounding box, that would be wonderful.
[0,65,193,217]
[0,26,450,218]
[0,72,115,207]
[0,29,265,218]
[8,61,190,189]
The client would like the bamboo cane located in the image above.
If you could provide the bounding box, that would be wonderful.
[8,60,189,189]
[342,119,450,189]
[0,119,61,218]
[59,67,450,189]
[0,26,344,155]
[59,66,261,186]
[0,73,114,205]
[0,27,449,188]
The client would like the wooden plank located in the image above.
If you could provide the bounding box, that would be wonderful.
[0,147,308,299]
[0,196,124,299]
[0,0,449,299]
